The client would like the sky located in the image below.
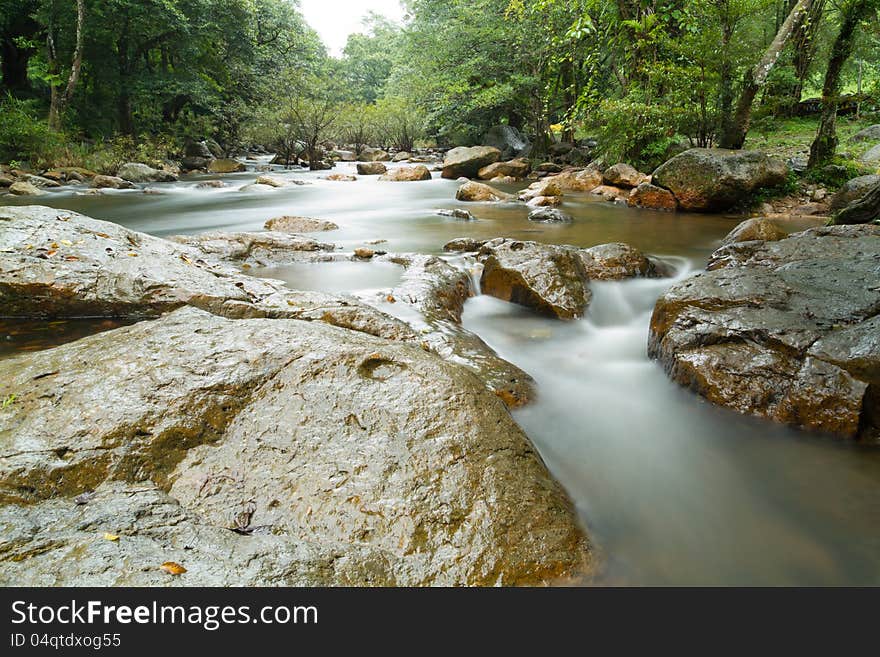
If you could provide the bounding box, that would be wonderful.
[299,0,406,56]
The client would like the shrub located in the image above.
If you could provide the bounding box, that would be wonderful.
[0,95,62,166]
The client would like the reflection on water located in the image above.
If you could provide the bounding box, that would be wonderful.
[462,269,880,586]
[2,160,877,584]
[0,318,132,360]
[251,260,404,294]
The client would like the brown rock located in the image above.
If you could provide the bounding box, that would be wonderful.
[264,216,339,233]
[627,183,678,211]
[456,181,512,202]
[379,165,432,181]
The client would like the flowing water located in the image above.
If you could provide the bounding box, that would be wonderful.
[3,161,879,585]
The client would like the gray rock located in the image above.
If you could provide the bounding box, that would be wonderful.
[860,143,880,164]
[356,162,387,175]
[578,242,666,280]
[528,207,572,223]
[720,217,788,246]
[167,231,334,266]
[0,307,593,585]
[436,209,475,221]
[830,175,880,210]
[117,162,178,183]
[849,125,880,143]
[442,146,502,179]
[443,238,488,252]
[0,206,411,341]
[264,216,339,232]
[8,181,44,196]
[649,224,880,439]
[92,175,135,189]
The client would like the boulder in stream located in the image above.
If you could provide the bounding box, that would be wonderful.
[441,146,501,179]
[652,148,789,212]
[264,216,339,232]
[649,224,880,439]
[379,165,432,181]
[456,181,512,202]
[117,163,178,183]
[357,162,387,175]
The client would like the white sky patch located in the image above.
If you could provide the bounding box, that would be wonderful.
[299,0,405,56]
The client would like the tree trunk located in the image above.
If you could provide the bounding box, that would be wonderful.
[718,0,815,149]
[48,0,85,130]
[834,182,880,225]
[788,0,826,114]
[718,22,735,146]
[808,0,872,168]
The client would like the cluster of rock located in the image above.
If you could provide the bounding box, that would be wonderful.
[0,162,184,197]
[442,146,796,215]
[649,221,880,441]
[0,205,595,585]
[444,237,670,320]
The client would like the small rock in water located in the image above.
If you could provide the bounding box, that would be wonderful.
[437,209,475,221]
[528,207,572,223]
[196,180,226,189]
[354,247,375,259]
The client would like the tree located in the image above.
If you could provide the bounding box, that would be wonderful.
[718,0,816,149]
[808,0,878,167]
[46,0,85,130]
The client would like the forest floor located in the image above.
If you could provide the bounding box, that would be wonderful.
[747,114,878,162]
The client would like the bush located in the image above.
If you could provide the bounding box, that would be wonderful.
[0,95,62,166]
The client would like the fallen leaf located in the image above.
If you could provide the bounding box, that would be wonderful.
[64,255,80,261]
[160,561,187,575]
[46,250,57,257]
[102,532,120,542]
[50,242,59,249]
[60,239,72,246]
[95,232,110,238]
[386,295,396,303]
[127,252,138,257]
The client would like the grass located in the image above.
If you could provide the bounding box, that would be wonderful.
[747,114,880,162]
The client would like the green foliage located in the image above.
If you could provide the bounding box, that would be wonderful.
[806,157,872,187]
[1,394,16,409]
[0,95,60,164]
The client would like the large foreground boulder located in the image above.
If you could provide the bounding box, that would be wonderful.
[0,307,593,585]
[441,146,501,179]
[652,148,789,212]
[649,224,880,439]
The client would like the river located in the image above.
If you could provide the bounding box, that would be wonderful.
[3,159,879,585]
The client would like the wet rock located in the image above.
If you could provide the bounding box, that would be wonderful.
[181,156,211,171]
[356,162,387,175]
[0,307,592,585]
[528,207,572,223]
[591,185,627,201]
[578,243,664,280]
[264,216,339,232]
[325,174,357,182]
[526,195,562,207]
[518,178,563,202]
[456,181,512,202]
[547,167,603,192]
[652,148,789,212]
[0,174,15,187]
[254,175,289,188]
[24,174,61,188]
[602,163,647,189]
[378,254,536,407]
[720,217,788,246]
[491,175,517,184]
[436,209,475,221]
[0,207,409,342]
[391,151,412,162]
[8,182,44,196]
[238,183,275,193]
[196,180,226,189]
[207,159,246,174]
[830,175,880,210]
[478,239,591,320]
[117,163,178,183]
[442,146,501,179]
[92,175,135,190]
[379,165,432,181]
[353,247,375,259]
[185,140,213,159]
[535,163,563,174]
[361,148,391,162]
[477,158,530,180]
[168,231,334,266]
[649,224,880,439]
[443,238,488,252]
[627,182,678,211]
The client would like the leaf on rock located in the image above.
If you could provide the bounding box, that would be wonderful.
[160,561,187,575]
[102,532,120,542]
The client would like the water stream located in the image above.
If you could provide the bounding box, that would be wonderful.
[3,161,879,585]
